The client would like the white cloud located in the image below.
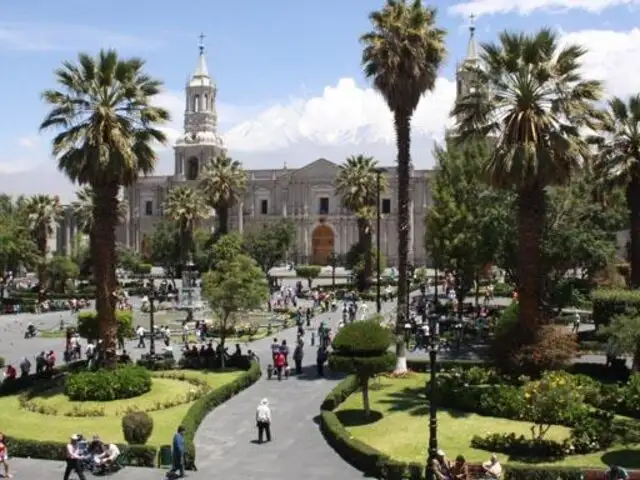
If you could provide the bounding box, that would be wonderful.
[17,135,38,149]
[0,22,159,52]
[449,0,639,16]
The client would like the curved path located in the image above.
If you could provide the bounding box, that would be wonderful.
[191,299,397,480]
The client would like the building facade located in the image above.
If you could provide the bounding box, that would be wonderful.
[117,28,478,267]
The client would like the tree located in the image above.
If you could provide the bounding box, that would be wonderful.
[72,186,127,235]
[24,194,63,297]
[150,221,182,283]
[329,320,396,416]
[116,245,143,275]
[295,265,322,289]
[425,138,500,314]
[0,203,37,282]
[243,219,296,276]
[591,94,640,287]
[604,311,640,371]
[361,0,446,373]
[47,255,80,293]
[335,155,386,291]
[452,29,602,341]
[199,152,246,236]
[201,254,268,367]
[163,184,210,264]
[40,49,170,367]
[345,245,386,286]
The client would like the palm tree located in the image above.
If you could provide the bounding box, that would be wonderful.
[452,29,602,337]
[72,186,128,235]
[335,155,387,290]
[591,95,640,286]
[164,185,210,264]
[23,195,64,297]
[40,49,169,366]
[361,0,446,372]
[199,152,247,236]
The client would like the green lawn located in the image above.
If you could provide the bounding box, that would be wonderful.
[335,374,640,469]
[0,369,242,446]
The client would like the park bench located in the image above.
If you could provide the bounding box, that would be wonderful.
[465,465,640,480]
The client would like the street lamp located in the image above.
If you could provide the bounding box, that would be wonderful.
[147,280,156,357]
[182,255,196,323]
[375,167,386,313]
[328,251,338,287]
[426,312,441,480]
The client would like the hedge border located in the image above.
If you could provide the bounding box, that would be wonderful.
[0,357,261,470]
[319,363,638,480]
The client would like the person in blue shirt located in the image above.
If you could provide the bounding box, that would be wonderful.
[169,426,186,478]
[606,465,629,480]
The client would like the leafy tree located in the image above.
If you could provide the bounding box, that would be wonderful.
[193,228,216,273]
[201,254,268,367]
[212,232,244,266]
[335,155,386,290]
[0,208,37,280]
[243,219,296,275]
[604,311,640,371]
[163,184,210,264]
[329,320,396,416]
[295,265,322,289]
[77,310,134,343]
[452,29,602,340]
[425,138,500,315]
[361,0,446,373]
[40,49,169,367]
[116,245,143,274]
[591,94,640,287]
[150,221,182,283]
[199,152,247,236]
[47,255,80,293]
[345,244,386,285]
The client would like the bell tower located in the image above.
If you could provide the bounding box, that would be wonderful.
[173,34,225,181]
[456,14,480,99]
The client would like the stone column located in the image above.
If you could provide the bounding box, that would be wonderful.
[304,223,309,261]
[65,220,71,256]
[238,202,244,233]
[282,198,287,217]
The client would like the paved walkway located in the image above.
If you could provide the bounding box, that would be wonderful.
[191,299,398,480]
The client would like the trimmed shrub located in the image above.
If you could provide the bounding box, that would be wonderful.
[0,356,4,368]
[294,265,322,288]
[76,309,134,341]
[122,411,154,445]
[592,288,640,328]
[65,364,152,401]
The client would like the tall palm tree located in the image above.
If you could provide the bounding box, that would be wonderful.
[452,29,602,337]
[361,0,446,371]
[591,95,640,286]
[72,186,128,235]
[164,185,210,264]
[199,152,247,237]
[335,155,387,290]
[40,49,169,366]
[23,195,64,297]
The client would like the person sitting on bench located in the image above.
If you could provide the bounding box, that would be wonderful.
[95,442,120,472]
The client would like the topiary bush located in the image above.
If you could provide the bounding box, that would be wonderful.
[65,364,152,401]
[122,411,154,445]
[591,288,640,329]
[76,309,134,342]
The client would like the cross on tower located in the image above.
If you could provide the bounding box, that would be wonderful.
[469,13,476,31]
[198,33,206,54]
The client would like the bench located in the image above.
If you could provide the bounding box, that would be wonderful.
[466,464,640,480]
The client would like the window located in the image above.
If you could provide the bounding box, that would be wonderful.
[260,199,268,215]
[319,197,329,215]
[145,200,153,216]
[382,198,391,215]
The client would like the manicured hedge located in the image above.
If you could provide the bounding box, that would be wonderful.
[0,356,4,368]
[592,288,640,328]
[182,357,261,469]
[319,370,639,479]
[0,360,88,396]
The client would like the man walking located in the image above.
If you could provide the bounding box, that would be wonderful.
[63,435,86,480]
[168,426,186,478]
[255,398,272,443]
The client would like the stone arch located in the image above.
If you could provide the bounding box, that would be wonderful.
[186,157,199,180]
[203,94,208,111]
[311,223,335,265]
[192,94,200,112]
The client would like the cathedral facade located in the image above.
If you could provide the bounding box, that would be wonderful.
[117,32,479,267]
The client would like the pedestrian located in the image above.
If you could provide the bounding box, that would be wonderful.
[293,343,304,375]
[63,435,86,480]
[168,426,186,478]
[0,432,12,479]
[255,398,272,444]
[316,346,327,377]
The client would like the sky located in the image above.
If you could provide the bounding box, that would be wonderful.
[0,0,639,201]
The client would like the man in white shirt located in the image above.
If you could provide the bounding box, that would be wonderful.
[136,325,146,348]
[255,398,272,444]
[96,442,120,471]
[64,435,86,480]
[482,454,502,479]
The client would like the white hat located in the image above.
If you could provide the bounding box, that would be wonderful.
[260,398,269,405]
[437,449,446,457]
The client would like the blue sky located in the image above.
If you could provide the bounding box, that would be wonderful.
[0,0,639,199]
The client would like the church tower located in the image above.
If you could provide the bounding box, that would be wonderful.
[173,34,225,181]
[455,15,480,100]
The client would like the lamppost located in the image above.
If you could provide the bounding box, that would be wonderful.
[375,167,386,313]
[328,251,338,287]
[426,311,440,480]
[147,280,156,356]
[182,255,196,323]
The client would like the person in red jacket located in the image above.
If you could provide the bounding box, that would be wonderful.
[274,352,285,380]
[3,365,16,381]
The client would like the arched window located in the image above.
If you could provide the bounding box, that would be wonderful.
[203,94,208,111]
[187,157,199,180]
[192,95,200,112]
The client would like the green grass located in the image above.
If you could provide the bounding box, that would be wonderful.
[0,369,242,446]
[335,374,640,469]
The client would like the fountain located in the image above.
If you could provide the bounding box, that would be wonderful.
[177,257,205,323]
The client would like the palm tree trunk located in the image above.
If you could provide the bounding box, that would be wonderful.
[516,185,546,340]
[628,176,640,288]
[92,184,120,368]
[217,207,229,236]
[355,218,371,291]
[37,228,47,303]
[394,110,412,373]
